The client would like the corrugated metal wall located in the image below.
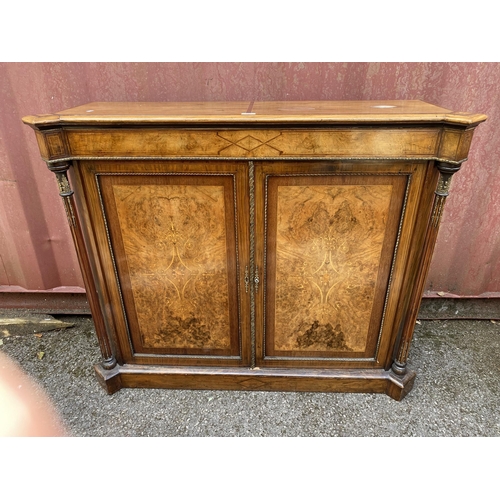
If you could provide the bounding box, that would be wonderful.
[1,62,499,301]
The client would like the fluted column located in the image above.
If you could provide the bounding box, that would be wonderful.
[48,161,117,370]
[392,161,461,375]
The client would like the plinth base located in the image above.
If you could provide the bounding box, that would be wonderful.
[94,364,416,401]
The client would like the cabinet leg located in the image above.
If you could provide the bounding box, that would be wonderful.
[94,364,122,394]
[386,369,416,401]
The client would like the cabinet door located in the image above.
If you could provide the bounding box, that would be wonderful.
[255,161,423,369]
[78,160,251,367]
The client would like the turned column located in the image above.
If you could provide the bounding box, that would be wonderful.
[48,160,117,370]
[392,161,461,376]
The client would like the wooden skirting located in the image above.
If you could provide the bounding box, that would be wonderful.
[418,297,500,320]
[0,292,90,314]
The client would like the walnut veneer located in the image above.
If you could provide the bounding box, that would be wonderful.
[23,100,487,400]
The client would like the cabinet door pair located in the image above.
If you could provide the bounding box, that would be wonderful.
[81,159,421,371]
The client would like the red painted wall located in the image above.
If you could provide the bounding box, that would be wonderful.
[1,62,498,297]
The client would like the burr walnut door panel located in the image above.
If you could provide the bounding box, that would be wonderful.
[255,162,420,369]
[83,161,250,367]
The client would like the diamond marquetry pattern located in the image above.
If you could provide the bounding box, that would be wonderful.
[238,378,268,389]
[218,131,283,156]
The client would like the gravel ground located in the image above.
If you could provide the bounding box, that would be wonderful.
[1,313,499,437]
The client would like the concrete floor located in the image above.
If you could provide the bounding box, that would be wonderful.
[1,312,499,437]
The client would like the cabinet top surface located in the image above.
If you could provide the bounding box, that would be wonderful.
[23,100,487,127]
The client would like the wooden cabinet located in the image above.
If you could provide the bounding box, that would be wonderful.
[23,100,486,400]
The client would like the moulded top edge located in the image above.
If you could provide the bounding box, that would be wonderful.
[22,100,488,128]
